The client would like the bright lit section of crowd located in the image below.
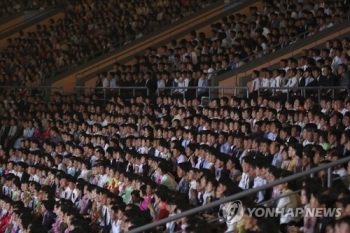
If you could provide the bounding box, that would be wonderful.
[2,1,350,233]
[1,88,350,233]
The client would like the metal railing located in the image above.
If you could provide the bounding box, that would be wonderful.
[195,172,350,230]
[157,86,249,99]
[74,86,149,105]
[0,85,63,103]
[257,86,349,105]
[129,155,350,233]
[1,11,44,33]
[197,170,350,228]
[258,172,350,207]
[0,3,59,17]
[22,3,61,11]
[45,0,243,79]
[74,85,248,105]
[225,12,350,87]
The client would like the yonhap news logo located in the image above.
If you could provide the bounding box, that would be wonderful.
[222,200,244,223]
[222,200,342,223]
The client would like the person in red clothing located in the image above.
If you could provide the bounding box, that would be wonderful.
[0,197,13,233]
[147,189,169,222]
[40,120,51,141]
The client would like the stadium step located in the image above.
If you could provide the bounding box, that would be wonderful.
[46,0,262,94]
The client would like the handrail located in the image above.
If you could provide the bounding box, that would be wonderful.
[129,155,350,233]
[75,86,149,105]
[199,172,350,230]
[259,172,350,206]
[75,86,149,94]
[257,86,349,105]
[46,0,244,80]
[0,3,60,19]
[74,85,249,105]
[0,5,62,33]
[177,172,350,232]
[0,85,63,91]
[22,4,61,11]
[157,86,249,99]
[0,85,63,97]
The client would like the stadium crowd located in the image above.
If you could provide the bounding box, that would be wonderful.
[1,44,350,232]
[94,0,349,95]
[249,38,350,99]
[0,0,216,84]
[3,0,349,90]
[2,1,350,233]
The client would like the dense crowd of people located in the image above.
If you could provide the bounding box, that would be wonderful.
[2,1,350,233]
[4,0,350,94]
[0,0,216,89]
[93,1,349,97]
[249,38,350,99]
[0,76,350,233]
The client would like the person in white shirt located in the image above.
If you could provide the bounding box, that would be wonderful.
[108,72,116,88]
[174,77,189,94]
[55,155,67,173]
[109,206,122,233]
[222,30,236,48]
[302,128,315,147]
[180,47,189,62]
[273,69,282,88]
[250,70,260,94]
[188,44,197,65]
[156,74,165,94]
[331,153,347,177]
[177,154,188,164]
[283,68,298,93]
[238,157,253,190]
[261,74,270,90]
[28,165,40,183]
[253,161,267,203]
[158,161,177,191]
[60,176,73,200]
[267,70,276,88]
[71,186,79,204]
[97,164,109,188]
[98,193,111,230]
[331,47,343,72]
[102,73,109,88]
[77,161,92,181]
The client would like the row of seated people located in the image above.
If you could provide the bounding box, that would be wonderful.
[250,38,350,99]
[91,37,350,103]
[89,0,349,98]
[0,87,350,232]
[0,0,217,87]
